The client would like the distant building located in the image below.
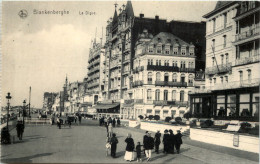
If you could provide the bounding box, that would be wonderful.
[43,92,57,113]
[190,1,259,122]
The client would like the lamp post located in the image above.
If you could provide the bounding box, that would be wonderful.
[6,92,12,130]
[23,100,26,125]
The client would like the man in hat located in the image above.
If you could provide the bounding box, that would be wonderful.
[154,130,161,154]
[175,130,183,154]
[163,129,170,154]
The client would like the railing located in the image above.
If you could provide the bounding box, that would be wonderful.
[125,99,134,104]
[153,100,167,106]
[176,101,188,107]
[147,65,179,72]
[179,68,196,73]
[155,81,187,87]
[132,80,144,87]
[235,55,260,66]
[205,63,232,75]
[235,26,260,42]
[211,78,260,90]
[133,66,144,73]
[134,99,144,104]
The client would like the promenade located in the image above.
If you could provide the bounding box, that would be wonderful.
[1,119,258,163]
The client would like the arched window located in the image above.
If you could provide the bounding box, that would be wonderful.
[156,72,161,81]
[164,90,168,101]
[188,74,193,85]
[147,89,152,100]
[164,73,169,82]
[181,74,185,83]
[148,72,152,83]
[172,90,176,101]
[157,45,162,54]
[172,73,177,82]
[148,45,154,53]
[180,90,184,102]
[155,89,160,101]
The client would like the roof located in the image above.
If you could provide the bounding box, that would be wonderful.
[94,103,120,110]
[203,1,236,18]
[147,32,191,46]
[125,1,134,19]
[112,9,118,27]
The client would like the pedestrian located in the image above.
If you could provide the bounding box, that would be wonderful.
[57,117,61,129]
[99,117,103,126]
[117,118,121,127]
[105,122,109,134]
[112,118,116,127]
[67,116,71,128]
[16,120,24,140]
[175,130,183,154]
[143,131,154,161]
[124,133,135,162]
[74,115,78,124]
[136,142,143,162]
[169,129,175,154]
[108,123,113,138]
[104,117,107,125]
[163,129,170,154]
[143,131,148,154]
[108,117,112,125]
[106,136,111,156]
[110,133,118,158]
[78,114,82,124]
[154,130,161,154]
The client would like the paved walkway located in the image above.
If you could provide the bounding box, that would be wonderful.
[0,119,258,163]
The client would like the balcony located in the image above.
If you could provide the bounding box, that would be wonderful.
[205,63,232,75]
[132,80,144,88]
[235,55,260,66]
[235,26,260,43]
[176,101,189,107]
[133,66,144,73]
[153,100,177,106]
[125,99,134,104]
[134,99,144,104]
[155,81,188,87]
[179,68,195,73]
[147,65,179,72]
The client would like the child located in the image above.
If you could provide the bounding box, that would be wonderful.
[136,142,143,162]
[106,136,111,156]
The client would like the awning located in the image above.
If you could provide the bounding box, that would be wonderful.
[94,103,120,110]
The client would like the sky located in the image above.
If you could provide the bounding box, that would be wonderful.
[1,1,217,108]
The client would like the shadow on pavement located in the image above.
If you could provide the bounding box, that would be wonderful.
[150,153,168,161]
[1,152,53,163]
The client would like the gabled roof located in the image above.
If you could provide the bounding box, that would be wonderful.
[148,32,190,47]
[125,1,134,19]
[203,1,236,18]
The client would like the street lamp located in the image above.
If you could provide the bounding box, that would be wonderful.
[23,100,26,124]
[6,92,12,130]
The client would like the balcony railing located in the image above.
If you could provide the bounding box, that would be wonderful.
[235,55,260,66]
[125,99,134,104]
[235,26,260,42]
[176,101,188,107]
[147,65,179,72]
[153,100,167,106]
[134,99,144,104]
[155,81,187,87]
[132,80,144,87]
[179,68,195,73]
[205,63,232,75]
[133,66,144,73]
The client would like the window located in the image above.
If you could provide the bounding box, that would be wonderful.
[164,60,167,66]
[157,45,162,53]
[217,95,225,117]
[172,90,176,101]
[148,72,152,84]
[248,69,251,83]
[224,13,227,28]
[181,49,186,55]
[165,46,170,54]
[181,74,185,83]
[223,35,226,48]
[220,76,223,83]
[188,74,193,85]
[225,53,229,64]
[164,73,169,82]
[156,60,159,66]
[180,91,184,102]
[175,61,178,67]
[212,39,215,52]
[252,93,259,117]
[213,78,216,84]
[172,73,177,82]
[163,110,169,117]
[225,76,228,83]
[227,94,236,116]
[239,71,243,83]
[209,78,212,84]
[221,55,224,65]
[148,45,153,53]
[213,18,216,32]
[146,109,152,115]
[188,62,191,68]
[147,89,152,100]
[173,48,178,55]
[189,48,194,56]
[164,90,168,101]
[156,72,161,81]
[155,89,160,101]
[155,110,160,116]
[148,59,151,65]
[239,94,250,117]
[159,60,161,66]
[151,59,153,65]
[188,91,192,102]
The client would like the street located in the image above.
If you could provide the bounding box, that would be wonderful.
[1,119,258,163]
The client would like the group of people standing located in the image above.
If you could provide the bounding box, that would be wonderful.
[105,129,183,162]
[99,117,120,127]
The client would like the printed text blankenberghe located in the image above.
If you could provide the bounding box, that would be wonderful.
[33,9,69,16]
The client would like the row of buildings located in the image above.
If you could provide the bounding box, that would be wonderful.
[44,1,259,123]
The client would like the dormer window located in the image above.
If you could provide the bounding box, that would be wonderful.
[148,45,153,53]
[165,45,170,54]
[173,48,178,55]
[157,45,162,54]
[189,48,194,56]
[181,48,186,55]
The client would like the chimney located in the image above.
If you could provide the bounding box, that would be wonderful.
[140,13,144,18]
[155,15,159,20]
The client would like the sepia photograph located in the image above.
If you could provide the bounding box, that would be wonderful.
[1,0,259,163]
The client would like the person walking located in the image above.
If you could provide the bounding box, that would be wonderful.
[175,130,183,154]
[16,120,24,140]
[163,129,170,154]
[154,130,161,154]
[168,129,175,154]
[143,132,154,161]
[74,115,78,124]
[116,118,121,127]
[78,114,82,124]
[108,123,113,138]
[112,118,116,127]
[67,116,72,128]
[124,133,135,162]
[110,133,118,158]
[136,142,143,162]
[143,131,148,155]
[57,117,61,129]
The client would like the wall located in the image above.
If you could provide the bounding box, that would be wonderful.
[190,128,259,153]
[140,121,189,134]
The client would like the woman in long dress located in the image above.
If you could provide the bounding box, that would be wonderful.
[124,133,135,161]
